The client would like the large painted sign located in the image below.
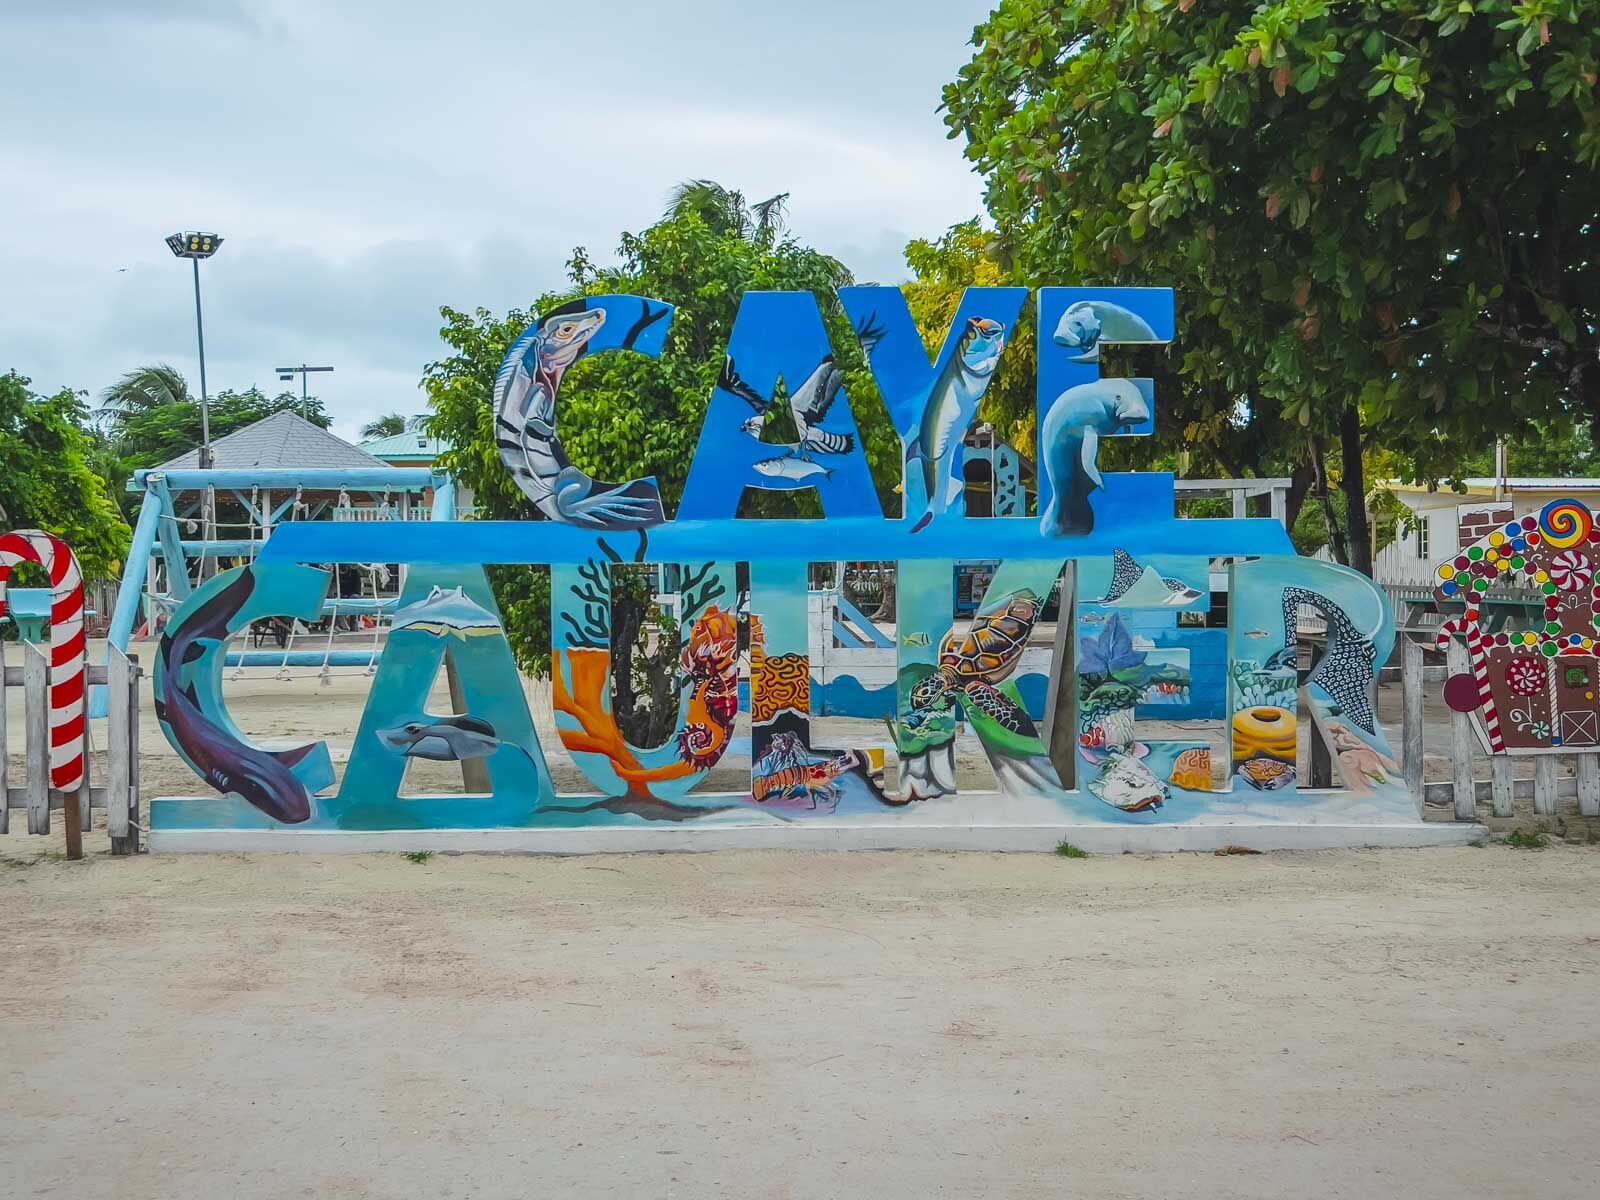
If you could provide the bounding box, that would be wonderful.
[151,287,1420,838]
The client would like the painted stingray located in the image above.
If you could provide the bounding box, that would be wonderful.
[155,569,317,823]
[1040,379,1149,537]
[391,585,502,639]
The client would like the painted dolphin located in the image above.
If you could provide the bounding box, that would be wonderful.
[380,714,532,764]
[1053,301,1160,362]
[905,316,1007,533]
[1039,379,1150,536]
[154,569,316,823]
[391,585,501,639]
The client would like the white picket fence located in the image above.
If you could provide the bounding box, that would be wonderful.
[0,641,141,857]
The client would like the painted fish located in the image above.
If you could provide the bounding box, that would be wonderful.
[379,714,532,764]
[1087,745,1167,812]
[1053,301,1160,363]
[154,568,317,823]
[905,316,1007,533]
[902,631,933,648]
[391,585,501,639]
[754,454,833,482]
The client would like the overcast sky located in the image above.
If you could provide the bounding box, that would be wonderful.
[1,0,994,441]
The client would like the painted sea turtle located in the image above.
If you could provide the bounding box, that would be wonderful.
[909,589,1041,735]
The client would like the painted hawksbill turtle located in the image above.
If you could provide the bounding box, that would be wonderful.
[909,589,1041,736]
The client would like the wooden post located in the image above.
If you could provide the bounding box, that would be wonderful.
[1402,639,1424,817]
[1490,755,1515,819]
[1533,755,1560,819]
[1446,640,1477,821]
[128,655,141,849]
[444,648,490,794]
[1232,487,1247,519]
[1040,563,1076,790]
[1270,486,1288,529]
[108,647,135,854]
[24,643,49,835]
[1577,755,1600,819]
[0,638,8,835]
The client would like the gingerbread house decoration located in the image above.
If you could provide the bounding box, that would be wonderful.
[1433,499,1600,753]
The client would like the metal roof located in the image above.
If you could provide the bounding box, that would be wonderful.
[357,428,439,462]
[157,410,388,471]
[1388,477,1600,493]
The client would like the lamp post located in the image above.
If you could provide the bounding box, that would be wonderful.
[165,232,223,469]
[275,364,334,420]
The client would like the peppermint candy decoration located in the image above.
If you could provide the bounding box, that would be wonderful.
[1505,655,1545,697]
[1548,548,1593,592]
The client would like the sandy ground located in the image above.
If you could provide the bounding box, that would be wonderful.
[2,844,1598,1199]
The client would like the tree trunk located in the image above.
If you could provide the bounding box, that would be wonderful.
[1339,404,1373,577]
[1284,460,1316,535]
[1309,435,1349,566]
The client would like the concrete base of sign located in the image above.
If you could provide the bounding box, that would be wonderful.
[149,815,1485,855]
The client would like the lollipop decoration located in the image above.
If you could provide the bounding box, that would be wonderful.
[1438,613,1505,753]
[1539,499,1593,550]
[1548,548,1592,593]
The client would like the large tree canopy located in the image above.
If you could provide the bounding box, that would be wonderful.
[944,0,1599,571]
[426,185,894,676]
[0,371,130,581]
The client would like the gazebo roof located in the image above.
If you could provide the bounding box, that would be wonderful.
[157,411,388,472]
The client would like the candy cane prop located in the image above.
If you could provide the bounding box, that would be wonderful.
[1438,615,1506,754]
[0,531,86,792]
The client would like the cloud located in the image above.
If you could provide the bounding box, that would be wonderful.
[0,0,994,443]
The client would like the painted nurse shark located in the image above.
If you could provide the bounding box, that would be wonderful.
[1040,379,1150,536]
[391,585,501,639]
[905,316,1007,533]
[154,569,317,823]
[1053,301,1161,363]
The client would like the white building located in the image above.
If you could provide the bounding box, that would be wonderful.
[1376,477,1600,591]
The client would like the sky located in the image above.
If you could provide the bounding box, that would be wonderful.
[1,0,995,442]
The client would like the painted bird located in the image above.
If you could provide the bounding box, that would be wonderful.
[720,354,855,457]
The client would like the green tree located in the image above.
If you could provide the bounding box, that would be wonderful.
[360,413,409,439]
[944,0,1599,574]
[0,372,131,581]
[426,185,892,676]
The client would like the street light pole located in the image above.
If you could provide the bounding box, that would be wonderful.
[166,232,224,469]
[190,257,211,468]
[275,364,334,420]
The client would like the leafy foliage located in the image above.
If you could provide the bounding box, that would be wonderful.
[0,372,131,581]
[360,413,409,439]
[425,186,896,675]
[944,0,1600,571]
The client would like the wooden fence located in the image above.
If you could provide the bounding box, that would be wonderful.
[1,642,141,858]
[1399,638,1600,821]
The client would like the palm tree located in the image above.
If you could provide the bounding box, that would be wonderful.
[663,180,790,242]
[97,364,190,434]
[360,412,409,440]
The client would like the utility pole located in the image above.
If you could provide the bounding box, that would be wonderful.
[165,232,224,468]
[276,364,334,419]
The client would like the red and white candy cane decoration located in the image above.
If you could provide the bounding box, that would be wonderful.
[0,531,86,792]
[1437,614,1506,754]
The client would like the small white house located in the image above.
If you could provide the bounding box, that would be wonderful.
[1376,477,1600,589]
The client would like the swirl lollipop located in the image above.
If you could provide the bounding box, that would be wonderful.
[1548,548,1593,592]
[1539,499,1593,550]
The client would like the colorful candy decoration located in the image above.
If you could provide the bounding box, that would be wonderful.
[1436,614,1505,753]
[1539,499,1593,550]
[0,530,87,791]
[1504,655,1545,697]
[1548,548,1592,592]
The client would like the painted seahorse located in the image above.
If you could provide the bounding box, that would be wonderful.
[1039,379,1150,537]
[677,605,740,769]
[904,316,1007,533]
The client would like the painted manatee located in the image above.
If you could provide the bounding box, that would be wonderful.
[1053,301,1161,363]
[1039,379,1150,537]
